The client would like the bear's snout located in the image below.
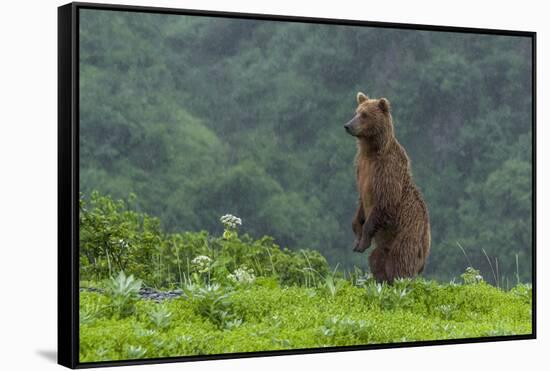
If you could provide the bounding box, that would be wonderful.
[344,117,358,136]
[344,123,352,133]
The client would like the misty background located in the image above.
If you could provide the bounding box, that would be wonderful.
[79,9,533,283]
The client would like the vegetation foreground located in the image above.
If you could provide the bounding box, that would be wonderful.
[80,277,532,362]
[79,193,532,362]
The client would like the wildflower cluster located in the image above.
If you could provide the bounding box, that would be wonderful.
[220,214,242,229]
[227,266,256,284]
[220,214,242,239]
[461,267,484,285]
[191,255,212,274]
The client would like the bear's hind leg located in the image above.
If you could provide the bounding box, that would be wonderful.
[368,246,388,283]
[384,234,423,282]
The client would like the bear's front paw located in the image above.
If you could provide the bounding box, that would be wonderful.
[353,235,371,253]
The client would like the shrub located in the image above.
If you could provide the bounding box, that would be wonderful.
[148,304,172,329]
[461,267,484,285]
[182,283,241,329]
[320,316,374,342]
[105,271,142,318]
[80,192,330,288]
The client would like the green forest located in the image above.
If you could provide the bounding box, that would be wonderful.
[79,9,533,284]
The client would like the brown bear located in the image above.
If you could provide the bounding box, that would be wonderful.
[344,92,430,283]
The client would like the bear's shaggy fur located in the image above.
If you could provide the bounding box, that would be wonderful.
[344,92,430,283]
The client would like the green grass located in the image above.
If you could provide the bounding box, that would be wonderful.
[78,193,532,362]
[79,277,532,362]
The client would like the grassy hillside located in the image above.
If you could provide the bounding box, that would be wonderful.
[78,193,532,362]
[80,274,531,362]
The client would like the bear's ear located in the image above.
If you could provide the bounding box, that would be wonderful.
[378,98,391,113]
[356,92,369,104]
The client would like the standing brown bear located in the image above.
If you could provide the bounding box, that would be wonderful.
[344,92,430,283]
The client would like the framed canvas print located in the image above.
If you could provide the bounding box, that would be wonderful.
[58,2,536,368]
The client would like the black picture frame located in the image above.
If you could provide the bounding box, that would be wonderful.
[58,2,537,368]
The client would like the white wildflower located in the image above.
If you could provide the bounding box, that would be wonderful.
[191,255,212,274]
[220,214,242,230]
[461,267,484,285]
[227,266,255,284]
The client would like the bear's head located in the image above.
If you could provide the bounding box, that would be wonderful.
[344,92,393,148]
